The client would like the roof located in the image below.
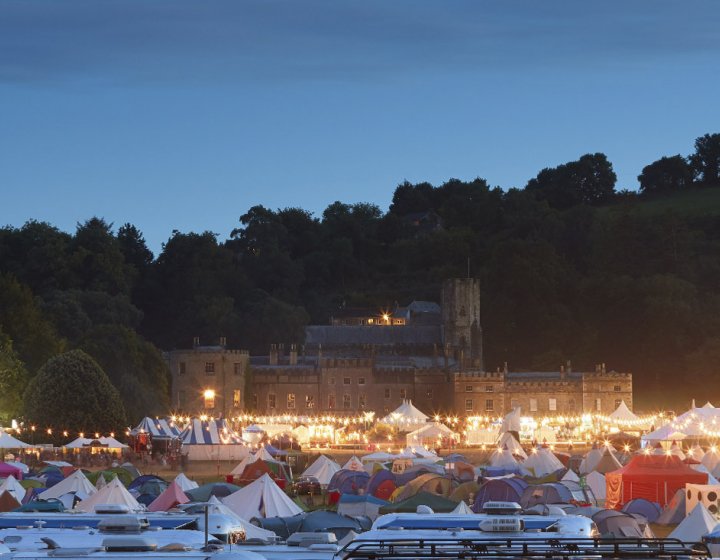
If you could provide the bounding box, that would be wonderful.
[305,325,442,346]
[407,301,441,314]
[505,371,583,381]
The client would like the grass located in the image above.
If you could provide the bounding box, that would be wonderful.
[603,187,720,219]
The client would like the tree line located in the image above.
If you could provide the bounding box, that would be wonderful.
[1,132,719,431]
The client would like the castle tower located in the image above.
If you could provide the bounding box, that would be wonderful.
[441,278,482,369]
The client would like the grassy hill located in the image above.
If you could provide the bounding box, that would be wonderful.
[604,187,720,218]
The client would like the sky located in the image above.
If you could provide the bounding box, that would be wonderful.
[1,1,719,254]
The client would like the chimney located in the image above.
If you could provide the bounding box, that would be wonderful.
[278,343,285,360]
[219,336,226,348]
[602,362,606,374]
[566,360,572,375]
[503,361,508,375]
[317,343,322,364]
[289,344,298,366]
[269,344,278,366]
[560,364,566,380]
[192,336,200,348]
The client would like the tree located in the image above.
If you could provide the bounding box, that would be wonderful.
[0,330,29,422]
[24,350,126,433]
[70,218,130,295]
[638,155,694,194]
[689,133,720,186]
[526,153,617,209]
[0,274,64,374]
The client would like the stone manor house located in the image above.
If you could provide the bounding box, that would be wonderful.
[167,279,632,418]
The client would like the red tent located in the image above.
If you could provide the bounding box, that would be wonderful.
[606,454,706,509]
[147,481,189,512]
[0,463,23,480]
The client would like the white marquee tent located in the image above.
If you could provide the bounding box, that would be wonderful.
[406,422,456,447]
[379,400,429,427]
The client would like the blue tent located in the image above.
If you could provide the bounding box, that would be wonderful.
[263,444,288,457]
[128,474,167,492]
[131,417,182,439]
[622,498,662,523]
[396,465,442,486]
[366,469,396,495]
[327,469,370,494]
[519,483,573,508]
[473,477,528,511]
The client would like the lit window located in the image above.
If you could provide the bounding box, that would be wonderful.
[205,362,215,375]
[530,398,538,412]
[268,394,276,409]
[233,389,241,408]
[485,385,494,392]
[203,389,215,409]
[343,394,351,409]
[306,395,315,409]
[549,398,557,411]
[596,398,602,411]
[287,393,296,409]
[485,399,494,411]
[465,399,473,412]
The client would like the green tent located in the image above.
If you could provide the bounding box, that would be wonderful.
[379,491,459,514]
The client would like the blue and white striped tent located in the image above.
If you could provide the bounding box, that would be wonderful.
[180,418,243,445]
[131,417,182,440]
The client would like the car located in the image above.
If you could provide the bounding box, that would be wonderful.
[293,476,322,495]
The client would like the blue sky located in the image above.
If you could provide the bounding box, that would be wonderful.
[2,1,719,253]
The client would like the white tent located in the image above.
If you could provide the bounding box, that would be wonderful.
[361,451,396,462]
[406,422,456,447]
[579,444,604,475]
[342,456,364,471]
[0,475,25,503]
[703,448,720,473]
[41,470,96,500]
[95,473,107,490]
[689,444,706,462]
[205,496,277,540]
[497,432,527,459]
[490,447,521,469]
[500,407,522,434]
[379,399,429,427]
[302,455,341,486]
[585,471,606,501]
[691,464,719,485]
[241,425,265,444]
[63,437,127,450]
[452,501,474,514]
[669,503,718,541]
[173,473,199,492]
[404,446,438,459]
[0,430,31,448]
[669,441,686,460]
[75,477,141,512]
[222,473,302,519]
[609,401,640,423]
[230,453,258,476]
[643,403,720,444]
[523,447,564,477]
[562,469,580,483]
[466,425,499,445]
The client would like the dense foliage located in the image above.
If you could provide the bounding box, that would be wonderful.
[24,350,126,435]
[1,132,719,418]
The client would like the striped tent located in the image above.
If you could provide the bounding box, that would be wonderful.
[180,418,243,445]
[131,417,182,439]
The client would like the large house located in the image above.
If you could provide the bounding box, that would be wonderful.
[167,278,632,417]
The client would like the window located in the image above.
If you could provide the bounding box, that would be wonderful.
[568,398,576,411]
[233,389,241,408]
[252,394,258,409]
[343,394,351,409]
[358,377,366,385]
[178,390,186,407]
[329,376,335,385]
[179,362,186,375]
[426,388,433,399]
[384,388,391,399]
[306,395,315,409]
[614,385,622,392]
[511,399,519,409]
[205,362,215,375]
[287,393,296,409]
[268,394,276,409]
[328,393,336,409]
[343,377,351,385]
[530,398,538,412]
[399,388,407,399]
[596,398,602,411]
[359,394,367,408]
[615,399,622,409]
[485,385,494,393]
[549,398,557,411]
[465,385,473,393]
[234,363,243,375]
[204,392,215,409]
[485,399,494,411]
[465,399,473,412]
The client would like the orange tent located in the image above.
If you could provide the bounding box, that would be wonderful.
[606,454,706,509]
[147,480,189,512]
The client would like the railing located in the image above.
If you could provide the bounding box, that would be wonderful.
[336,537,710,560]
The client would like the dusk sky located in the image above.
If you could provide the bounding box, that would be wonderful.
[2,1,719,253]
